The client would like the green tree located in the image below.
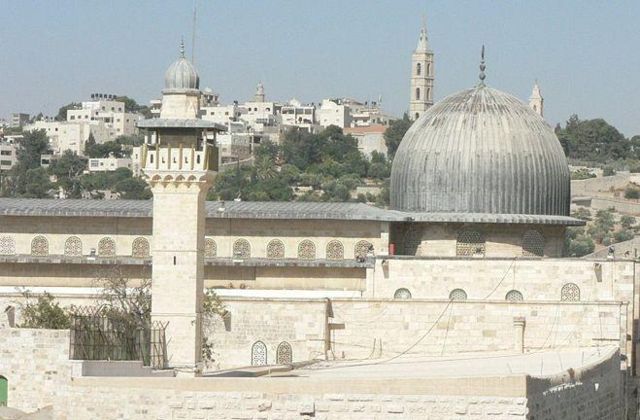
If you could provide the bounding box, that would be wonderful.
[565,227,595,257]
[620,215,636,228]
[624,186,640,199]
[49,150,88,198]
[114,177,152,200]
[571,207,592,221]
[383,114,412,159]
[20,168,52,198]
[556,115,629,163]
[55,102,81,121]
[614,229,634,243]
[18,291,70,329]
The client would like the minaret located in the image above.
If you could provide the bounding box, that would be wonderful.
[254,82,265,102]
[137,42,224,375]
[529,81,544,118]
[409,19,434,120]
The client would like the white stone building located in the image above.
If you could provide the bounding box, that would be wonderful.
[409,22,434,120]
[0,42,635,419]
[87,157,133,173]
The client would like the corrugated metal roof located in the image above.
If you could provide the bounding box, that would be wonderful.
[0,198,583,225]
[391,85,571,217]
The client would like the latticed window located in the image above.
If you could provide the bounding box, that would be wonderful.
[233,239,251,259]
[251,341,267,366]
[561,283,580,302]
[132,237,150,258]
[64,236,82,257]
[522,230,545,257]
[449,289,468,301]
[267,239,285,259]
[354,240,374,259]
[505,290,524,301]
[204,238,217,258]
[31,235,49,256]
[326,240,344,260]
[456,230,485,257]
[276,341,292,365]
[394,288,412,299]
[98,237,116,257]
[298,240,316,259]
[0,236,15,255]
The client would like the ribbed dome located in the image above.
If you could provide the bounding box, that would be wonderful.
[164,56,199,90]
[390,85,570,217]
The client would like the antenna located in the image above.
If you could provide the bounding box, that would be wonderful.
[191,0,198,63]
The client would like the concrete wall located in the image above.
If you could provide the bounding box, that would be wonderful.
[591,197,640,216]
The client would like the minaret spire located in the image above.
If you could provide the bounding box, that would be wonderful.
[179,38,186,58]
[478,45,486,86]
[416,15,429,52]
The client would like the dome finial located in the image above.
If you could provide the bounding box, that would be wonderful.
[179,38,185,58]
[478,45,486,86]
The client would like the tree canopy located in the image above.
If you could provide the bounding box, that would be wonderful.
[556,115,630,163]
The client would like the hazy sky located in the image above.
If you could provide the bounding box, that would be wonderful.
[1,1,638,136]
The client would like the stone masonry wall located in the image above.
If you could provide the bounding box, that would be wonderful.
[0,326,72,413]
[526,349,625,419]
[208,298,626,369]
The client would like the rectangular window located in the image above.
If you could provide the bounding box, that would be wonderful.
[0,160,11,166]
[0,150,11,156]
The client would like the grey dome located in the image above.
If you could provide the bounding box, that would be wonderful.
[390,85,570,217]
[164,55,199,90]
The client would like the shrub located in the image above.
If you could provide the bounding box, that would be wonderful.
[624,187,640,199]
[603,166,616,176]
[18,291,70,329]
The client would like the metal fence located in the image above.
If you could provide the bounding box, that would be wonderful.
[69,307,167,369]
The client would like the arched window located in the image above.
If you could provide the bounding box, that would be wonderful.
[251,341,267,366]
[276,341,292,364]
[427,63,431,75]
[416,63,422,75]
[132,237,150,258]
[449,289,468,301]
[426,87,431,100]
[415,87,421,100]
[394,288,412,299]
[561,283,580,302]
[64,236,82,257]
[233,239,251,259]
[326,240,344,260]
[267,239,285,259]
[298,240,316,259]
[31,236,49,256]
[204,238,217,258]
[415,112,420,120]
[354,240,374,259]
[0,236,16,256]
[522,230,545,257]
[505,290,524,301]
[456,229,485,257]
[98,237,116,257]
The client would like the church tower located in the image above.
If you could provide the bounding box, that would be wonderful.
[409,21,434,120]
[529,81,544,118]
[137,42,224,375]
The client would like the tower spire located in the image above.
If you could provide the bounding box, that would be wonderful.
[478,45,486,86]
[416,15,429,52]
[179,38,186,58]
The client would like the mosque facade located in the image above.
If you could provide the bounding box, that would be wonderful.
[0,28,636,419]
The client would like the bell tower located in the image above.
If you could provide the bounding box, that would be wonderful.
[529,81,544,118]
[138,42,224,375]
[409,19,434,120]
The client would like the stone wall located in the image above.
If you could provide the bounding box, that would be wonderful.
[208,298,627,369]
[527,349,625,419]
[571,173,630,196]
[391,223,566,258]
[0,327,72,413]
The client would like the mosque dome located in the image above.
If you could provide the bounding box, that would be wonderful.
[164,42,200,90]
[390,84,570,218]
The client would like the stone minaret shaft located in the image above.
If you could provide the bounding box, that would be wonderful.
[138,43,222,375]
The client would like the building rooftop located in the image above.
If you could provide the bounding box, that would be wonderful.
[0,198,584,225]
